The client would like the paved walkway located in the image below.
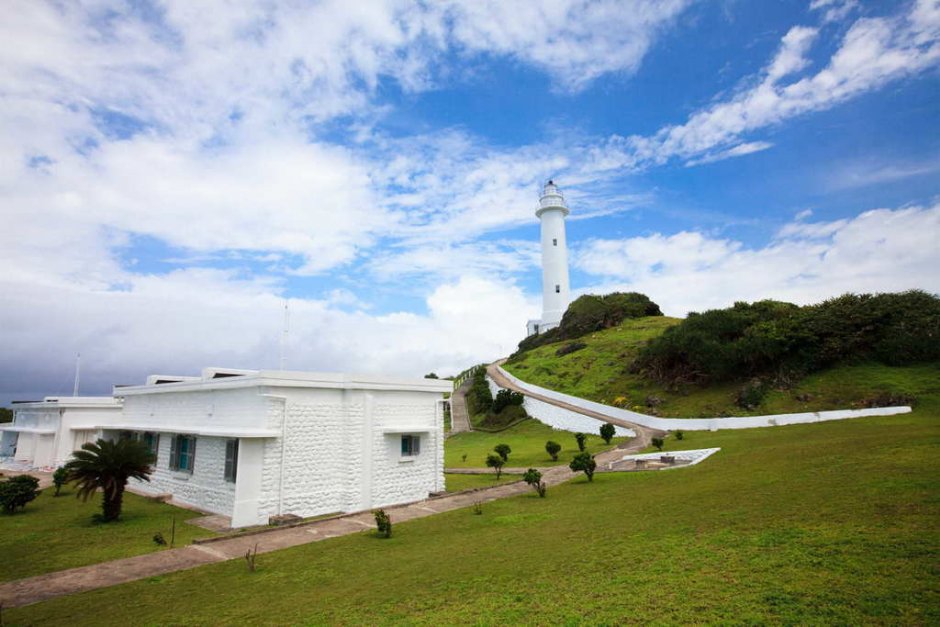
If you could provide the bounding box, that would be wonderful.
[449,378,473,435]
[486,360,662,449]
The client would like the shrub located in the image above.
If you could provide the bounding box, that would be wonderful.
[569,452,597,482]
[492,389,525,414]
[374,509,392,538]
[555,342,587,357]
[599,423,616,444]
[486,453,505,480]
[575,432,587,452]
[675,430,684,441]
[53,466,68,496]
[480,404,528,429]
[494,443,512,462]
[545,440,561,461]
[651,437,664,451]
[0,475,40,514]
[736,379,767,410]
[466,368,494,416]
[523,468,546,497]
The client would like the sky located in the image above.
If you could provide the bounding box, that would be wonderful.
[1,0,939,403]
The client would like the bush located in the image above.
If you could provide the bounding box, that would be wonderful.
[523,468,546,497]
[545,440,561,461]
[736,379,768,410]
[479,404,528,429]
[374,509,392,538]
[494,443,512,462]
[575,432,587,452]
[466,368,494,416]
[555,342,587,357]
[53,467,68,496]
[675,430,684,441]
[486,453,505,480]
[569,452,597,482]
[599,423,616,444]
[651,437,664,451]
[492,389,524,414]
[634,291,940,386]
[0,475,40,514]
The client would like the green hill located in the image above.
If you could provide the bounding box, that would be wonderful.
[504,316,940,418]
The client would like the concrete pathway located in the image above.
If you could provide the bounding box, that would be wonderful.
[448,378,473,435]
[486,360,663,449]
[0,433,649,609]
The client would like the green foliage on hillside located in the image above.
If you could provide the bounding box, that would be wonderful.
[516,292,662,353]
[634,290,940,386]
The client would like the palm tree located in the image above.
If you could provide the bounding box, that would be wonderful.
[65,438,155,522]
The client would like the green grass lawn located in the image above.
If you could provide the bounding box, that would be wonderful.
[445,419,627,468]
[12,404,938,624]
[444,473,522,492]
[0,488,217,581]
[505,317,940,418]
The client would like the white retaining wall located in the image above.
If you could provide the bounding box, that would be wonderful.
[487,376,633,437]
[495,366,912,431]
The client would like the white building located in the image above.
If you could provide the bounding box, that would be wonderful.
[0,397,123,469]
[527,180,571,336]
[107,367,451,528]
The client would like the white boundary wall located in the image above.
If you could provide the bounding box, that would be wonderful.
[486,376,633,437]
[495,365,912,431]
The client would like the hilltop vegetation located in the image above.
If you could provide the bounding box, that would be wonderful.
[507,291,940,417]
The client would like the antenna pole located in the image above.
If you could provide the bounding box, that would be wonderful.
[279,301,290,370]
[73,353,81,397]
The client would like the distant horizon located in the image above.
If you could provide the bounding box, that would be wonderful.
[2,0,938,404]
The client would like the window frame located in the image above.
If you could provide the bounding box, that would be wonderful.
[224,439,239,483]
[400,434,421,458]
[169,434,197,474]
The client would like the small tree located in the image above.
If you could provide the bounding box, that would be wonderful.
[0,475,40,514]
[494,443,511,462]
[599,423,616,444]
[545,440,561,461]
[486,453,505,480]
[569,452,597,482]
[523,468,546,497]
[652,437,664,451]
[374,509,392,538]
[575,432,587,452]
[53,467,68,496]
[675,430,684,441]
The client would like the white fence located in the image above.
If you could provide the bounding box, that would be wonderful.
[494,365,912,431]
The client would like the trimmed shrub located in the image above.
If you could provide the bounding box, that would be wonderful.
[651,437,664,451]
[675,430,684,441]
[486,453,505,480]
[569,453,597,482]
[494,443,512,462]
[545,440,561,461]
[492,389,524,414]
[575,432,587,452]
[599,423,616,444]
[523,468,546,497]
[0,475,40,514]
[373,509,392,538]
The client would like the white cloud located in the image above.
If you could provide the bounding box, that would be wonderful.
[574,203,940,315]
[810,0,859,24]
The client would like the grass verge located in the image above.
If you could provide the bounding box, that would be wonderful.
[0,488,217,581]
[444,473,522,492]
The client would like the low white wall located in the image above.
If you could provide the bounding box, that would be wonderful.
[486,376,633,437]
[495,365,912,431]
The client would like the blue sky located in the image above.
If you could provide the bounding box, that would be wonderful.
[1,0,938,402]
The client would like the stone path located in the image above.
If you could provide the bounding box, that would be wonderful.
[449,378,473,435]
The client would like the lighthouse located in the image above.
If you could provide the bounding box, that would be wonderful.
[526,180,571,336]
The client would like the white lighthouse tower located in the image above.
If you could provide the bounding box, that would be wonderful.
[526,180,571,336]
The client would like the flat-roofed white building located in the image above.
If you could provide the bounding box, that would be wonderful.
[109,368,451,528]
[0,397,124,469]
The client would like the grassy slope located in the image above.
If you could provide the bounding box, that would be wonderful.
[445,419,627,468]
[0,488,216,581]
[12,407,937,624]
[444,473,523,492]
[504,316,940,418]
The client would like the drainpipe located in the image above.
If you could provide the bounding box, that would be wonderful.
[261,393,288,516]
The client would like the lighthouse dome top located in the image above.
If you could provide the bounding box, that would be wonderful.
[536,179,570,218]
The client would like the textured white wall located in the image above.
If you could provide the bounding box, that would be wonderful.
[496,365,912,431]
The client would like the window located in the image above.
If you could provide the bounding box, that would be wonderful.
[142,432,159,457]
[401,435,420,457]
[555,284,560,293]
[553,238,557,246]
[224,439,239,483]
[170,435,196,473]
